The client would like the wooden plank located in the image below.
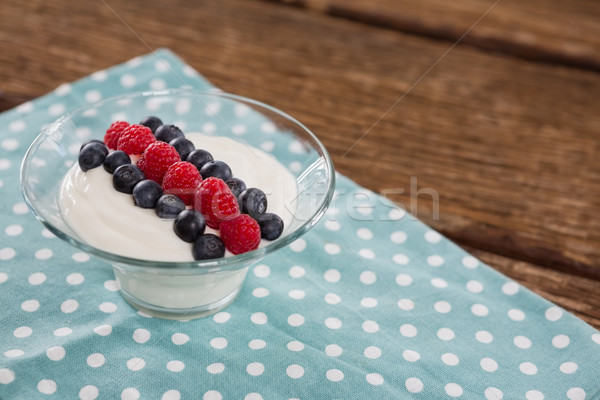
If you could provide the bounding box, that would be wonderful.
[273,0,600,71]
[0,0,598,295]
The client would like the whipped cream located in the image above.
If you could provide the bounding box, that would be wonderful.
[59,133,298,262]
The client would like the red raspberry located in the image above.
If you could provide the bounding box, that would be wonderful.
[162,161,203,205]
[136,141,181,183]
[220,214,261,255]
[193,177,240,229]
[117,124,156,155]
[104,121,130,150]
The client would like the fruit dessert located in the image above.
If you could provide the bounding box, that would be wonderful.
[59,116,298,262]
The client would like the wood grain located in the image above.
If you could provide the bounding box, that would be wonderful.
[273,0,600,71]
[0,0,598,325]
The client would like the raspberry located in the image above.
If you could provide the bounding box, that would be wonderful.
[117,124,156,155]
[104,121,130,150]
[193,177,240,229]
[162,161,202,205]
[136,141,181,183]
[220,214,261,255]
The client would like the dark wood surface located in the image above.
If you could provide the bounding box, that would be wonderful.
[1,0,598,328]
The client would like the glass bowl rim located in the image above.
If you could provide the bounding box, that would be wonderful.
[20,88,336,272]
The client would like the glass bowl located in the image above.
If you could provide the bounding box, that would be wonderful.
[20,89,335,319]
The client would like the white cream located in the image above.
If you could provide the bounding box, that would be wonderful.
[59,133,298,262]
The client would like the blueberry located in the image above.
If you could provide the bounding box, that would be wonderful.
[103,150,131,173]
[139,116,163,133]
[186,149,214,171]
[113,164,145,194]
[80,139,105,151]
[78,141,108,172]
[132,179,163,208]
[192,234,225,260]
[226,177,246,198]
[199,160,232,181]
[169,137,195,161]
[155,124,184,143]
[238,188,267,217]
[155,194,186,219]
[256,213,284,240]
[173,209,206,243]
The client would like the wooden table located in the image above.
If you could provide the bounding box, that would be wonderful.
[1,0,598,329]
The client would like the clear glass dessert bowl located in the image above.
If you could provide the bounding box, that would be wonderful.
[20,89,335,319]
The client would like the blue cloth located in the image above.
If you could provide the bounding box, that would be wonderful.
[1,49,599,399]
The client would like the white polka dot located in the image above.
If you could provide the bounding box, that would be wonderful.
[473,330,493,344]
[161,390,180,400]
[324,220,340,231]
[17,101,33,113]
[149,78,166,90]
[592,333,600,344]
[203,391,222,400]
[55,83,71,95]
[434,301,451,313]
[362,320,379,333]
[357,228,373,240]
[90,69,108,81]
[427,255,444,267]
[526,390,545,400]
[155,59,170,72]
[246,362,264,376]
[167,360,185,372]
[441,353,459,366]
[54,327,72,336]
[519,362,538,375]
[121,387,140,400]
[288,161,302,172]
[514,335,532,349]
[395,273,413,286]
[4,349,24,358]
[393,254,410,265]
[325,293,341,304]
[14,326,32,338]
[0,272,7,284]
[431,278,448,288]
[79,385,99,400]
[46,346,65,361]
[99,302,117,313]
[169,333,189,345]
[48,103,65,116]
[133,328,151,343]
[260,121,275,133]
[397,299,415,310]
[560,362,578,374]
[480,357,498,372]
[326,368,344,382]
[4,225,23,236]
[85,90,102,103]
[37,379,57,394]
[72,252,90,262]
[249,339,266,350]
[207,363,225,374]
[210,337,228,349]
[322,344,342,357]
[66,273,84,285]
[324,243,341,255]
[251,312,268,325]
[437,327,455,341]
[290,238,306,252]
[234,103,250,117]
[471,303,489,317]
[288,140,304,154]
[126,357,145,371]
[0,247,16,260]
[289,266,305,278]
[403,350,420,362]
[61,299,79,313]
[41,229,55,238]
[94,325,112,336]
[28,272,46,285]
[466,280,483,293]
[260,141,274,152]
[35,248,53,260]
[0,159,11,171]
[232,124,247,136]
[287,341,304,352]
[120,74,136,88]
[21,299,40,312]
[366,373,384,386]
[364,346,381,359]
[325,317,342,329]
[445,383,463,397]
[11,202,27,214]
[388,208,406,220]
[205,102,221,116]
[2,139,19,152]
[567,387,586,400]
[502,281,519,295]
[405,377,424,393]
[359,248,375,259]
[545,306,563,321]
[508,309,525,321]
[286,364,304,379]
[462,255,479,268]
[390,231,407,243]
[87,353,105,368]
[252,288,270,298]
[287,313,305,326]
[213,312,231,323]
[425,230,442,243]
[552,334,570,348]
[0,368,15,384]
[359,271,376,285]
[400,324,417,337]
[361,297,378,308]
[324,269,341,283]
[485,387,503,400]
[253,264,270,278]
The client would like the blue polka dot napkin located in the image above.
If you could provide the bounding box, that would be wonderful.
[1,49,599,400]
